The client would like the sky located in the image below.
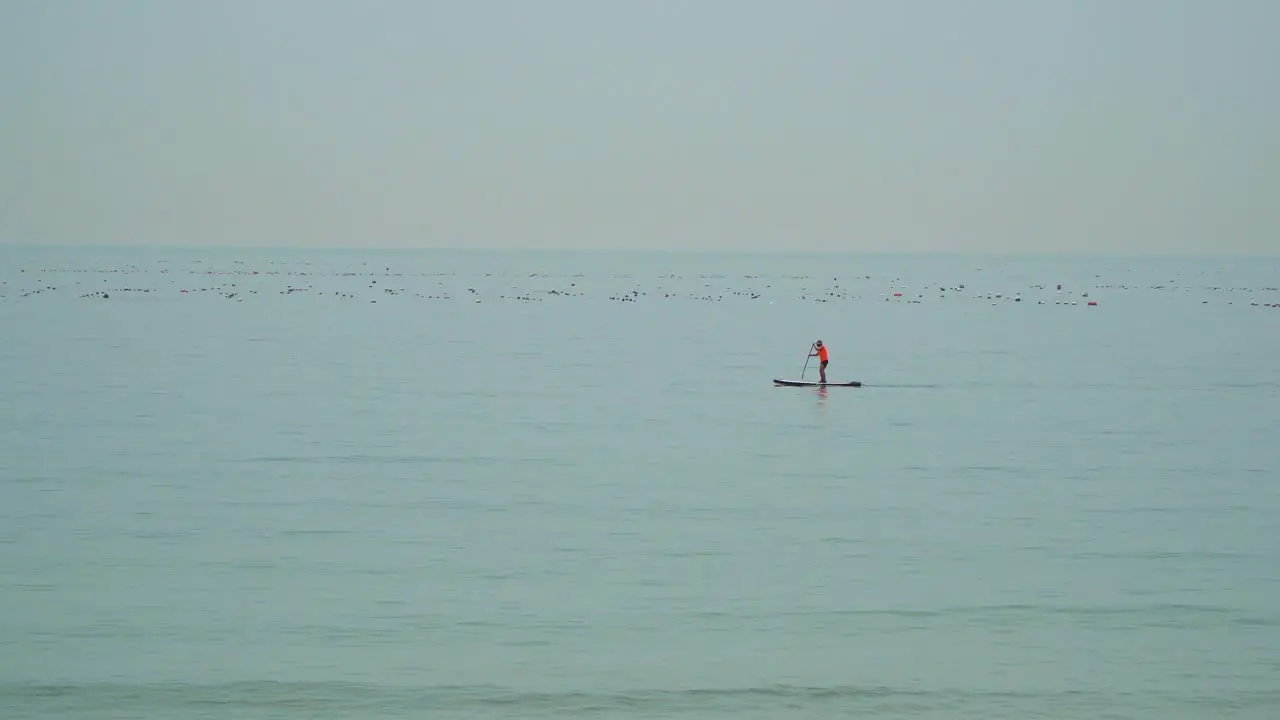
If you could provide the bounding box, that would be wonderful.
[1,0,1277,255]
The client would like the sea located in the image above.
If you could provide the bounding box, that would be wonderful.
[2,245,1278,719]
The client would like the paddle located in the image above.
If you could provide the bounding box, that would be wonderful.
[800,342,814,380]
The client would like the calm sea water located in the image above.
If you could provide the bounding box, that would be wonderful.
[2,246,1278,719]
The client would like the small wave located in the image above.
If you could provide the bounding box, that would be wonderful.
[8,680,1276,717]
[0,680,1108,715]
[244,454,518,465]
[729,603,1274,630]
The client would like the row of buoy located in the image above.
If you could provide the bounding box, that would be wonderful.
[11,268,1280,309]
[885,289,1099,307]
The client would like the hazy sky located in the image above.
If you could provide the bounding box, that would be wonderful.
[2,0,1276,254]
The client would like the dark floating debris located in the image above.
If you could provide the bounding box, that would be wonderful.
[2,260,1276,311]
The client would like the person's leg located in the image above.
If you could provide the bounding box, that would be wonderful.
[820,360,828,383]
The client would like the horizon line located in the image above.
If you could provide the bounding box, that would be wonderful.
[2,243,1275,260]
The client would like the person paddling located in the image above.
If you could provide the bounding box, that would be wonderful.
[809,340,829,383]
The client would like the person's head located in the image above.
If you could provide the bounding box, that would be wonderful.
[815,340,823,347]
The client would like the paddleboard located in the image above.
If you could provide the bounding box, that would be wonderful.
[773,379,861,387]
